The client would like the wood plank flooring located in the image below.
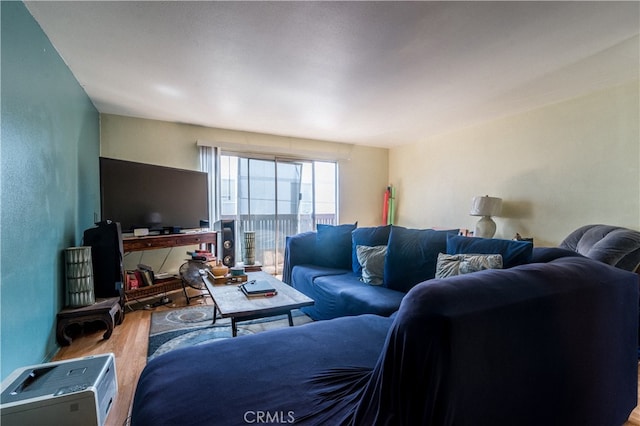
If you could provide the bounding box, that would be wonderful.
[52,288,213,426]
[52,288,640,426]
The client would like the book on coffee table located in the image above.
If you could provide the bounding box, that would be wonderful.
[240,280,277,297]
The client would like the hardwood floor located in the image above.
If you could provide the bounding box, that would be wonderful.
[52,288,213,426]
[53,288,640,426]
[630,381,640,425]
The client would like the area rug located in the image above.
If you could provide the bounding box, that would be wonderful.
[147,305,313,361]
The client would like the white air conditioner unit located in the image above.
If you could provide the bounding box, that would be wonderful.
[0,353,117,426]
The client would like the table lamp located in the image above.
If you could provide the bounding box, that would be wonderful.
[470,195,502,238]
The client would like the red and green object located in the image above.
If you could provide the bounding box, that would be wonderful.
[383,185,396,225]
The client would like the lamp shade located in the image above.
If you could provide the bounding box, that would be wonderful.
[470,196,502,217]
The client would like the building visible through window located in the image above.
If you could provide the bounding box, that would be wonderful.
[219,154,337,275]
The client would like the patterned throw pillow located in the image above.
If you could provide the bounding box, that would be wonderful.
[351,225,392,274]
[356,245,387,285]
[435,253,503,279]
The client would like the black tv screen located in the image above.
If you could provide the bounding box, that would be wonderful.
[99,157,209,233]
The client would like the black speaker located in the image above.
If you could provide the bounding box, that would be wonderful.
[215,220,236,267]
[83,220,124,299]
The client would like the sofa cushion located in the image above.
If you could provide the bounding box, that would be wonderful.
[435,253,503,278]
[352,225,392,274]
[384,227,459,292]
[316,223,357,269]
[311,274,405,319]
[356,245,387,285]
[446,235,533,268]
[291,264,351,287]
[531,247,585,263]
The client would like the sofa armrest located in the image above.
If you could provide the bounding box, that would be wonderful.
[559,224,640,272]
[282,231,317,284]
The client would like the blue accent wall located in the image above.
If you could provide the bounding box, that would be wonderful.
[1,2,100,379]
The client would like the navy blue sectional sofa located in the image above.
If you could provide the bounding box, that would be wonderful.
[282,224,449,319]
[282,224,534,320]
[132,246,639,425]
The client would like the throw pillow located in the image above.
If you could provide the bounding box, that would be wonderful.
[384,226,460,293]
[352,225,392,274]
[435,253,503,279]
[356,245,387,285]
[315,223,358,269]
[445,235,533,268]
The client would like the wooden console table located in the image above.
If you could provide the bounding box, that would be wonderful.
[122,231,217,253]
[122,231,217,302]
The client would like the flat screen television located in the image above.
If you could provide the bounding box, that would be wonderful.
[99,157,209,233]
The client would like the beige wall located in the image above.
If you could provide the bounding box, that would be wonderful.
[389,81,640,246]
[101,78,638,270]
[100,114,388,273]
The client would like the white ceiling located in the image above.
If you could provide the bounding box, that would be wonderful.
[25,1,639,148]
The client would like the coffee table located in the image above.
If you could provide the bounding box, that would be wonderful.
[203,271,314,337]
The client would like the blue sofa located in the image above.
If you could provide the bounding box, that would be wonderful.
[131,249,639,425]
[282,225,449,319]
[281,224,405,320]
[282,224,535,320]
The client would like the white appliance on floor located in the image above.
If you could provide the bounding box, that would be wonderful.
[0,353,117,426]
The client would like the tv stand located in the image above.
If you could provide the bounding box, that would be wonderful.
[122,231,216,252]
[122,231,217,304]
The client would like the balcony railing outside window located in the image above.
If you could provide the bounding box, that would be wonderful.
[217,154,337,276]
[227,213,335,275]
[199,147,338,275]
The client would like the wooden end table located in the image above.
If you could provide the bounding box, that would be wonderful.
[56,297,124,346]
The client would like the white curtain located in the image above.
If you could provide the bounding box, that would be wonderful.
[199,145,220,226]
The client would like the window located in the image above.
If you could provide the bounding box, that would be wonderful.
[213,152,337,275]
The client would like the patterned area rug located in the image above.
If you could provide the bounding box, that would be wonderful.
[147,305,313,361]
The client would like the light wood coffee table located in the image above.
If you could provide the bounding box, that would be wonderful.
[203,271,314,337]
